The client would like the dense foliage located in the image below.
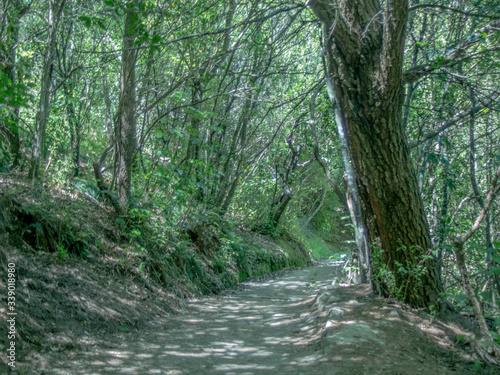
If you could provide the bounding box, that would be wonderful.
[1,0,499,343]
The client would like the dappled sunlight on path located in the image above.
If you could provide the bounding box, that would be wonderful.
[50,262,475,374]
[50,263,337,374]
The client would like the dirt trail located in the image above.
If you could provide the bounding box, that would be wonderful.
[48,261,482,374]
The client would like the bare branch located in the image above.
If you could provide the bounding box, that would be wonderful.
[404,21,500,84]
[409,4,500,20]
[457,164,500,244]
[408,91,500,149]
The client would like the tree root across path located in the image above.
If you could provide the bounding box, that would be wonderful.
[44,262,494,374]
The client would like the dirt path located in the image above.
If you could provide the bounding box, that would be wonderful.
[48,261,482,374]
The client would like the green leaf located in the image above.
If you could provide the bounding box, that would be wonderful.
[79,16,92,28]
[1,73,12,86]
[155,129,164,139]
[490,267,500,274]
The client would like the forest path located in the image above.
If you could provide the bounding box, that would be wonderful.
[50,261,475,374]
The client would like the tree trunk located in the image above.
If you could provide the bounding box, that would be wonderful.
[103,73,115,143]
[264,126,301,231]
[308,0,442,308]
[116,1,141,214]
[30,0,65,182]
[325,75,372,285]
[303,189,326,227]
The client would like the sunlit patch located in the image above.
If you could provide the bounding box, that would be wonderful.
[136,353,154,359]
[161,351,211,358]
[107,350,132,358]
[215,363,276,371]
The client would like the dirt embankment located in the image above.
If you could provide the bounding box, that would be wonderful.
[0,175,310,372]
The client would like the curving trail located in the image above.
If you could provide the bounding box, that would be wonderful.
[51,261,473,374]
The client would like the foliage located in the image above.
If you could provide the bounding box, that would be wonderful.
[371,241,435,305]
[0,0,499,336]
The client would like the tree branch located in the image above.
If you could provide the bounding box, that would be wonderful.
[456,164,500,245]
[408,90,500,149]
[404,21,500,84]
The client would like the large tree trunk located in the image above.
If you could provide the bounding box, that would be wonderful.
[308,0,442,308]
[30,0,65,182]
[116,1,141,214]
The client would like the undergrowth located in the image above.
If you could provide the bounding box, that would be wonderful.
[0,176,311,298]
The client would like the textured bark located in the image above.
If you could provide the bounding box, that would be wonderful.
[116,1,141,214]
[30,0,65,181]
[309,0,442,308]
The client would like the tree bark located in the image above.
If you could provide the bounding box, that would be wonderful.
[116,1,141,214]
[308,0,442,308]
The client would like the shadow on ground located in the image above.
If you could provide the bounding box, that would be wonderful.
[44,262,486,375]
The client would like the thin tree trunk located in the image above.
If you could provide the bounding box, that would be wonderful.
[63,80,80,176]
[116,1,141,213]
[103,74,114,144]
[215,50,261,214]
[325,76,371,285]
[309,84,347,208]
[217,83,255,215]
[303,189,326,227]
[265,125,301,230]
[435,137,449,265]
[30,0,65,182]
[468,85,498,297]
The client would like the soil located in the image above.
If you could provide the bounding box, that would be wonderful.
[18,261,496,375]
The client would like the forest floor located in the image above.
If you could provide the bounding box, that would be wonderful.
[28,261,497,375]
